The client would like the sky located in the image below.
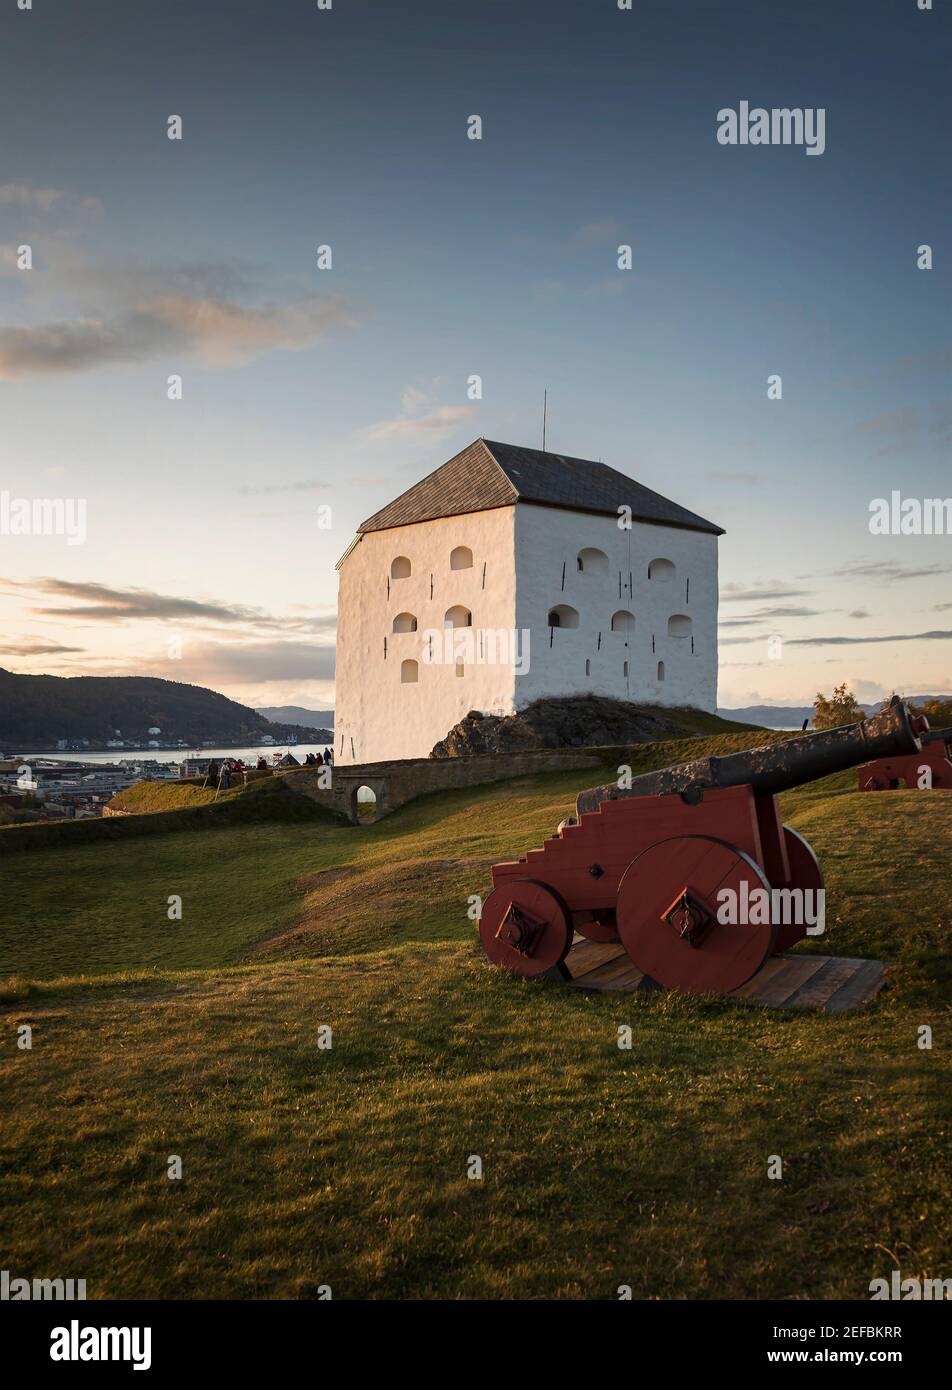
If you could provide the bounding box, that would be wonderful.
[1,0,950,713]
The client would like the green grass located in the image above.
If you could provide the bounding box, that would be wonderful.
[108,778,226,812]
[107,772,273,815]
[1,733,949,1300]
[0,775,331,855]
[629,702,767,736]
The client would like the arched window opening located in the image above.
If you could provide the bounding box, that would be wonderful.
[577,547,609,575]
[585,659,591,676]
[444,604,472,629]
[391,556,411,580]
[400,659,419,684]
[648,558,676,582]
[611,610,635,633]
[657,660,665,681]
[455,662,465,678]
[392,612,417,633]
[548,604,580,629]
[623,661,629,678]
[450,545,473,571]
[668,614,692,638]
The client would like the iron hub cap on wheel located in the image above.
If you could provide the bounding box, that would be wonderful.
[479,879,573,977]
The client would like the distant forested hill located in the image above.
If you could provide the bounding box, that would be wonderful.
[0,669,330,746]
[257,705,334,728]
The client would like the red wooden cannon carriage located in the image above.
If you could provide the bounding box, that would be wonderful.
[478,698,922,997]
[857,724,952,791]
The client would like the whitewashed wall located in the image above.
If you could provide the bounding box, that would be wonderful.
[335,501,719,764]
[513,504,719,712]
[334,507,517,764]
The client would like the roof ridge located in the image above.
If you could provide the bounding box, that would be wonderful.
[355,436,723,537]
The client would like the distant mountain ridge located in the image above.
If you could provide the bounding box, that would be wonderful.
[257,705,335,729]
[718,696,952,729]
[0,669,332,747]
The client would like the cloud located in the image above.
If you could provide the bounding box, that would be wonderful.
[1,577,337,691]
[361,379,476,444]
[787,629,952,647]
[719,606,822,630]
[720,583,810,603]
[148,293,355,365]
[11,577,277,626]
[584,275,635,299]
[835,346,952,394]
[572,220,624,245]
[0,638,85,656]
[0,292,356,378]
[401,383,431,415]
[0,182,100,215]
[365,403,475,443]
[846,677,889,702]
[0,577,336,637]
[0,218,355,378]
[109,640,336,686]
[748,605,824,619]
[857,407,919,436]
[832,560,950,582]
[722,623,952,648]
[849,609,870,619]
[856,401,952,457]
[0,318,135,376]
[891,344,952,375]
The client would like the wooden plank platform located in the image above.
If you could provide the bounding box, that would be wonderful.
[563,937,889,1012]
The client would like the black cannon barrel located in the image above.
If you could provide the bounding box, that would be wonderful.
[922,725,952,745]
[576,697,922,816]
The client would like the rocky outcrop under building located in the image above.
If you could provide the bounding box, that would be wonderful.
[430,696,685,758]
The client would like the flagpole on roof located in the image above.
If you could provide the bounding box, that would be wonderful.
[542,389,547,453]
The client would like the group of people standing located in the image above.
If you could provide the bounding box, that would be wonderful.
[201,747,333,791]
[202,757,246,791]
[303,749,333,766]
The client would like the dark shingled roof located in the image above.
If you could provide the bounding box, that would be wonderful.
[358,438,724,537]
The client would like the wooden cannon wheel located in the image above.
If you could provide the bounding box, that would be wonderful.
[478,879,573,978]
[616,835,776,995]
[776,825,824,952]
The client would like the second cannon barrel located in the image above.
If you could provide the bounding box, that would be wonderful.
[576,697,922,816]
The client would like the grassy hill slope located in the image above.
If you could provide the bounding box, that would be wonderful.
[0,775,333,855]
[0,731,948,1300]
[108,779,227,814]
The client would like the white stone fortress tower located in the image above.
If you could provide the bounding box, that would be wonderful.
[334,439,722,764]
